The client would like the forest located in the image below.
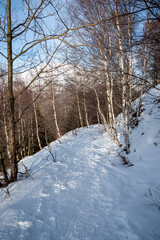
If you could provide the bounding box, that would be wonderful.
[0,0,159,186]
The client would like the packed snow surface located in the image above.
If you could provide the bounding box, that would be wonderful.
[0,87,160,240]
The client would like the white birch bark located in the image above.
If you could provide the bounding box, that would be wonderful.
[22,118,26,157]
[96,24,118,143]
[136,6,150,123]
[114,0,130,152]
[76,84,83,127]
[83,88,89,127]
[30,115,34,153]
[17,98,23,159]
[108,32,117,132]
[128,9,132,115]
[94,87,121,146]
[28,129,31,156]
[51,84,61,139]
[33,97,42,150]
[126,5,132,143]
[2,88,11,160]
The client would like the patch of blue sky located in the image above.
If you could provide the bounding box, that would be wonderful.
[0,0,66,73]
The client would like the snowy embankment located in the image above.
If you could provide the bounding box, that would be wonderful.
[0,87,160,240]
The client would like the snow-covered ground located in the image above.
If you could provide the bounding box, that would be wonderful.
[0,87,160,240]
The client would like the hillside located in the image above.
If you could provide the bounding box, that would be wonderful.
[0,86,160,240]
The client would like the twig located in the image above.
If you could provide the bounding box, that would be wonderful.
[22,164,33,179]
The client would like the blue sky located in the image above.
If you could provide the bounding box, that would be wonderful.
[0,0,66,73]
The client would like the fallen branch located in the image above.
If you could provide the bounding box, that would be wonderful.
[22,164,33,179]
[118,149,134,167]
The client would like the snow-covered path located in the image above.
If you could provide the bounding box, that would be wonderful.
[0,127,134,240]
[0,87,160,240]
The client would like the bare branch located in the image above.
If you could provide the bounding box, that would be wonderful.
[12,0,46,39]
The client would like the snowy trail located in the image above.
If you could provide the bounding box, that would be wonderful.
[0,126,139,240]
[0,87,160,240]
[36,127,136,240]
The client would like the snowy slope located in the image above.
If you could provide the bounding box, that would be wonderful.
[0,87,160,240]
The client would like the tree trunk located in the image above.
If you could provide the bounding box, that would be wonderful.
[30,115,34,153]
[0,153,9,185]
[2,86,11,160]
[96,28,118,143]
[108,32,117,133]
[94,87,121,147]
[33,99,42,150]
[83,88,89,127]
[136,6,150,123]
[115,0,130,153]
[51,85,61,139]
[128,9,133,120]
[17,99,23,159]
[126,6,132,149]
[28,129,31,156]
[7,0,17,181]
[76,85,83,127]
[103,56,118,140]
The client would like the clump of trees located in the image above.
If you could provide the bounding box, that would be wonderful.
[0,0,159,186]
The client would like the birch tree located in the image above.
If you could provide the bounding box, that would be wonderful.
[50,82,61,139]
[68,0,122,146]
[0,0,105,184]
[114,0,131,153]
[136,2,150,124]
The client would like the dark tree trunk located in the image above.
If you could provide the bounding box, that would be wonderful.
[7,0,18,181]
[0,153,9,186]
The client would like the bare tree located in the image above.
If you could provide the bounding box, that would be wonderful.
[0,0,107,184]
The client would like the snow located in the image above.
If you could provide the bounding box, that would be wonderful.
[0,87,160,240]
[18,63,80,87]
